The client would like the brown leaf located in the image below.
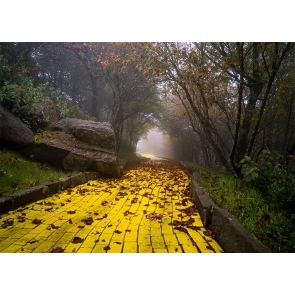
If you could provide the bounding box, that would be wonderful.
[174,226,188,233]
[206,245,214,251]
[82,217,93,225]
[69,219,73,224]
[51,224,59,229]
[45,201,55,206]
[71,237,84,244]
[77,225,85,229]
[114,230,122,234]
[114,241,122,244]
[50,247,64,253]
[32,218,42,225]
[101,200,108,206]
[17,216,26,223]
[125,229,131,232]
[103,245,111,252]
[67,210,76,214]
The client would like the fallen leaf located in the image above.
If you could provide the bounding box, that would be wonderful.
[114,241,122,244]
[114,230,122,234]
[51,224,59,229]
[82,217,93,225]
[206,245,214,251]
[77,225,85,229]
[69,219,73,224]
[67,210,76,214]
[103,245,111,252]
[32,218,42,225]
[50,247,64,253]
[71,237,84,244]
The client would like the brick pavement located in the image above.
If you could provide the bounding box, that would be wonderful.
[0,160,224,253]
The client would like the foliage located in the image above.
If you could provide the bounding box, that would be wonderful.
[185,161,295,252]
[0,150,73,196]
[0,53,91,129]
[240,150,295,212]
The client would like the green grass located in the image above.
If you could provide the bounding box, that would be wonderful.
[184,162,295,253]
[0,149,74,196]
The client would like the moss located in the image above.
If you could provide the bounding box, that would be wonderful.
[34,135,43,145]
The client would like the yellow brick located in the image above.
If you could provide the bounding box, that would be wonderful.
[174,233,190,245]
[1,243,22,253]
[138,245,153,253]
[0,227,21,238]
[197,242,215,253]
[163,234,179,246]
[97,233,113,244]
[150,227,162,236]
[64,243,80,253]
[182,244,199,253]
[138,226,150,235]
[161,225,174,235]
[123,241,137,253]
[151,236,165,247]
[186,229,206,243]
[92,244,108,253]
[77,247,93,253]
[57,232,77,244]
[153,248,168,253]
[28,224,50,234]
[167,246,182,253]
[32,241,56,253]
[138,234,151,246]
[107,243,122,253]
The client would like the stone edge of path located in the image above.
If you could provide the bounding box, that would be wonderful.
[180,162,270,253]
[0,171,102,215]
[0,160,130,215]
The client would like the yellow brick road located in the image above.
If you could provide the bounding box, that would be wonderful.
[0,161,224,253]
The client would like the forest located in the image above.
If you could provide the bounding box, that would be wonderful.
[1,42,295,252]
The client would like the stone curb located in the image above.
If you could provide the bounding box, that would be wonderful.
[189,170,270,253]
[0,172,100,215]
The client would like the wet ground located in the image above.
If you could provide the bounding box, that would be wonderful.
[0,160,224,253]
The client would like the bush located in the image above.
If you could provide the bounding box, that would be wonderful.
[240,151,295,212]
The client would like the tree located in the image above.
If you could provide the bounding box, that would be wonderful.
[142,42,295,176]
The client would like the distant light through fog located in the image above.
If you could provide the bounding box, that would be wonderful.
[136,128,172,159]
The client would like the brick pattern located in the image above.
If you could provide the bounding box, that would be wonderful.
[0,161,224,253]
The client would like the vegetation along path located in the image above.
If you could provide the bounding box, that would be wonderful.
[0,160,223,253]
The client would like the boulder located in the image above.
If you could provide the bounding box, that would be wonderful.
[51,118,115,149]
[23,118,120,178]
[0,104,34,146]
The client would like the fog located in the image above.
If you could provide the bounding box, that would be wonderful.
[136,128,173,159]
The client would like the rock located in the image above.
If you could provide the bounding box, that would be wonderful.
[51,118,115,149]
[29,99,59,132]
[0,104,34,146]
[23,119,120,178]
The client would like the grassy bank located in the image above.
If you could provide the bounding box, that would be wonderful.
[184,162,295,253]
[0,149,74,196]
